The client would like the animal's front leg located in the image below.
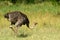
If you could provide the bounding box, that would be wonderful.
[9,25,16,33]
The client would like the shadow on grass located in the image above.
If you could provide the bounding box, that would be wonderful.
[17,33,29,38]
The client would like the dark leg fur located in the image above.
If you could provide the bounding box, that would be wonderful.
[26,23,30,28]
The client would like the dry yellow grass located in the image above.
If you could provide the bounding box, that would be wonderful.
[0,2,60,40]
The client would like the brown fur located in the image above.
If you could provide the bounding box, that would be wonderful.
[4,11,30,28]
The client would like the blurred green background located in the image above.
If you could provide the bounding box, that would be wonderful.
[0,0,60,40]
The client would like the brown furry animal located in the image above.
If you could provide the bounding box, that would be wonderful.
[4,11,30,33]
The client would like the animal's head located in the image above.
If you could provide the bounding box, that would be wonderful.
[4,13,9,19]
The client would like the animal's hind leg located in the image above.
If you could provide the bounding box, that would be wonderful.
[26,23,30,29]
[14,20,23,34]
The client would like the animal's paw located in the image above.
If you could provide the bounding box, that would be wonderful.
[9,25,13,28]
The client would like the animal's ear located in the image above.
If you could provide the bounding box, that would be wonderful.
[4,13,9,19]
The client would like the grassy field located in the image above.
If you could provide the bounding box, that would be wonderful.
[0,2,60,40]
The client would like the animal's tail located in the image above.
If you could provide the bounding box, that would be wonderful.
[30,22,38,29]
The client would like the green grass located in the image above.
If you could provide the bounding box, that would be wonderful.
[0,2,60,40]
